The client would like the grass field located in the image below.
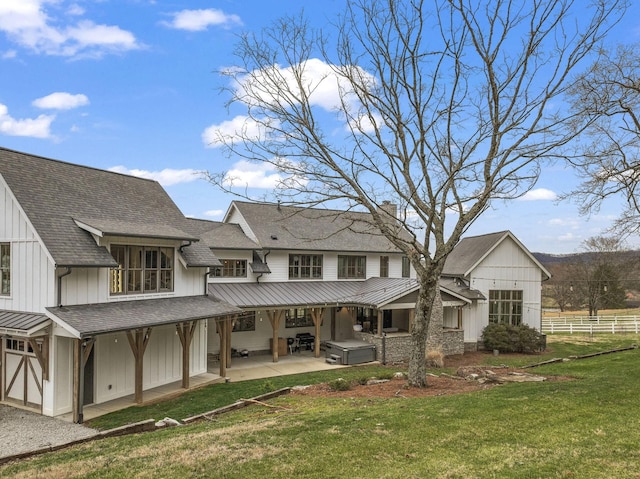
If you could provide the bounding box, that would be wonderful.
[2,335,639,479]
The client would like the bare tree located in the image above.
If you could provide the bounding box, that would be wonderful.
[565,43,640,237]
[544,263,577,312]
[206,0,625,387]
[572,236,628,316]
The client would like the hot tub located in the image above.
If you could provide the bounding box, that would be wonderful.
[325,340,376,365]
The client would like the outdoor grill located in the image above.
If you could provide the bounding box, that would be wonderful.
[295,332,315,351]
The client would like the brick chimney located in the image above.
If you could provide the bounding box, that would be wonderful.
[378,200,397,222]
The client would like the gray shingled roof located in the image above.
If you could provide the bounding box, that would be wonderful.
[0,147,218,268]
[0,310,50,335]
[46,296,241,337]
[227,201,410,253]
[185,218,260,250]
[442,231,512,277]
[439,277,485,301]
[442,230,550,280]
[74,218,199,241]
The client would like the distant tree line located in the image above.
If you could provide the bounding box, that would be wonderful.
[538,237,640,315]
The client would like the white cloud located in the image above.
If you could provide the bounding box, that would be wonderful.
[236,58,377,112]
[518,188,557,201]
[32,92,89,110]
[221,159,308,189]
[557,232,581,242]
[202,115,280,148]
[210,59,380,146]
[203,209,225,218]
[0,103,54,138]
[108,166,201,186]
[548,218,580,229]
[0,0,141,57]
[163,9,242,31]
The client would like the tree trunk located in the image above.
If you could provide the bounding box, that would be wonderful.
[407,270,439,387]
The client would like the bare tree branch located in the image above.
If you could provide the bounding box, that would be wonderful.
[205,0,625,386]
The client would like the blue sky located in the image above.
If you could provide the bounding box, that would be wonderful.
[1,1,639,255]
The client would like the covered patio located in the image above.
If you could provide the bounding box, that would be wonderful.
[47,295,241,423]
[60,349,347,422]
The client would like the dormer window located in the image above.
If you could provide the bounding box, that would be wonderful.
[110,245,174,295]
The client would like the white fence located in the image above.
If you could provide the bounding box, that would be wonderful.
[542,315,640,335]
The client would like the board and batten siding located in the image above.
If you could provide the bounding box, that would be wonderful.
[0,176,56,312]
[218,250,411,283]
[462,236,544,344]
[50,333,74,416]
[94,321,206,405]
[225,208,259,244]
[58,237,209,307]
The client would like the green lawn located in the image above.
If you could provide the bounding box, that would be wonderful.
[2,335,639,479]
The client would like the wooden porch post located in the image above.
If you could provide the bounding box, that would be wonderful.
[267,310,283,362]
[176,321,197,389]
[217,318,227,378]
[28,335,50,381]
[226,317,234,366]
[377,310,383,336]
[72,337,95,424]
[310,307,325,358]
[72,338,81,423]
[126,328,152,404]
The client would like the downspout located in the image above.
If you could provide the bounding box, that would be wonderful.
[178,241,193,253]
[204,270,215,295]
[57,267,72,307]
[256,250,270,284]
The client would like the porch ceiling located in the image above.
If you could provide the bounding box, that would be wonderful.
[46,295,241,338]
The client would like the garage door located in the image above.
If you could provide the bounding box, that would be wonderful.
[3,337,44,410]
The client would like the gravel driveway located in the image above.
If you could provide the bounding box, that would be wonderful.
[0,405,99,461]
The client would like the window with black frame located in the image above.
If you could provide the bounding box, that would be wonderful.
[338,255,366,279]
[289,254,323,279]
[233,311,256,332]
[285,308,314,328]
[214,259,247,278]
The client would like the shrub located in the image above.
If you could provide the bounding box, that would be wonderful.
[376,370,396,380]
[481,323,545,353]
[426,350,445,368]
[259,379,276,394]
[328,378,351,391]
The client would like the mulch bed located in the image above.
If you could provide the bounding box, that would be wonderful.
[291,350,571,399]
